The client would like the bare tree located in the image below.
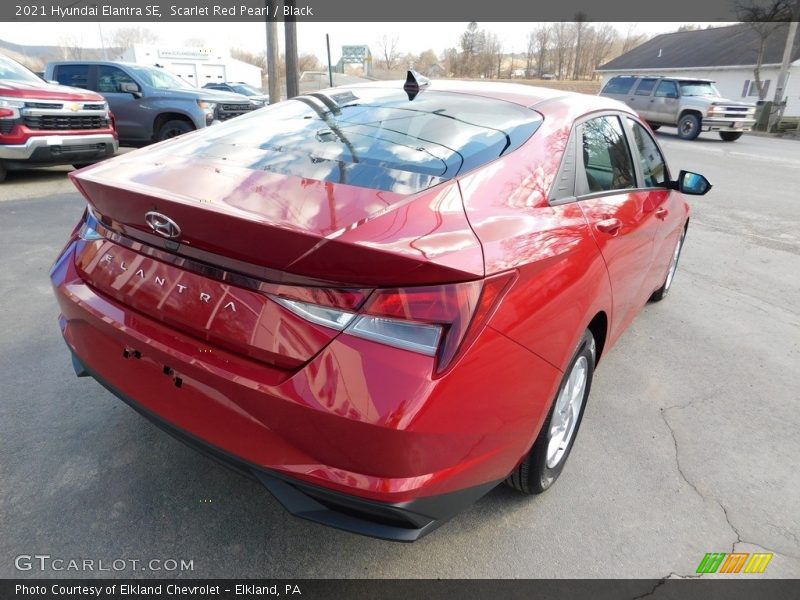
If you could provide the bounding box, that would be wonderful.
[459,22,481,76]
[532,25,552,77]
[414,49,439,76]
[735,0,793,100]
[110,26,158,50]
[552,22,575,80]
[298,53,321,73]
[442,47,459,76]
[231,48,267,71]
[621,24,647,54]
[572,13,588,79]
[377,34,400,71]
[588,24,618,79]
[58,34,85,60]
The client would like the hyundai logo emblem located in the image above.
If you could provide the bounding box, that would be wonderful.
[144,211,181,239]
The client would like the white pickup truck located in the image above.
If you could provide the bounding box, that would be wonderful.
[600,75,757,141]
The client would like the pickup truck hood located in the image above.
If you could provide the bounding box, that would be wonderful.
[684,95,756,108]
[155,88,251,103]
[0,78,105,102]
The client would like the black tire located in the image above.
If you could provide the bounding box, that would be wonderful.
[0,162,6,183]
[155,119,194,142]
[677,113,701,140]
[650,226,687,302]
[719,131,743,142]
[72,163,93,170]
[506,330,596,495]
[647,123,661,131]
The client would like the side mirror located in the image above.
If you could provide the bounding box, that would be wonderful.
[118,82,141,96]
[672,170,712,195]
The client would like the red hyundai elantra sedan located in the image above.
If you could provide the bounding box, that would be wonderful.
[51,74,711,541]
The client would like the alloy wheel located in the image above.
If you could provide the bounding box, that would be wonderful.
[546,355,588,469]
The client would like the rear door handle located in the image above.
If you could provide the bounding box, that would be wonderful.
[656,207,669,220]
[595,218,622,236]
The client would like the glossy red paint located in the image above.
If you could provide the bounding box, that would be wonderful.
[51,81,693,537]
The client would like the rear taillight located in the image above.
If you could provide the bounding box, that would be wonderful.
[269,272,516,372]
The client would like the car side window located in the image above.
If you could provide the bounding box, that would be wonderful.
[634,78,658,96]
[602,76,636,95]
[53,65,89,89]
[655,80,678,98]
[628,120,668,187]
[96,65,136,94]
[580,116,636,194]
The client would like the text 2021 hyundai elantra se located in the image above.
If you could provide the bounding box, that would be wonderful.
[51,73,711,541]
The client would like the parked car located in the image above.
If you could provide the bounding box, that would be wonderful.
[203,82,269,106]
[600,75,757,141]
[51,75,711,541]
[0,53,117,182]
[44,61,256,146]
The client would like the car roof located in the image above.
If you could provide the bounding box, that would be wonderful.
[609,74,715,83]
[342,79,631,116]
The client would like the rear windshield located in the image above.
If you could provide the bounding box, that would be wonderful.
[183,87,542,194]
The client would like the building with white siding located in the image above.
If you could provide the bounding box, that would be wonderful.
[117,45,262,90]
[597,24,800,118]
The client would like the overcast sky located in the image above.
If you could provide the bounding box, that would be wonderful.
[1,22,734,62]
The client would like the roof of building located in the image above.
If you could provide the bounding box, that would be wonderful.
[598,23,800,71]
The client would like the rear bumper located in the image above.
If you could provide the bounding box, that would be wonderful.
[51,237,562,539]
[70,351,498,542]
[0,133,117,163]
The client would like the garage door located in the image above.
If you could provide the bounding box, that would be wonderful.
[200,64,226,86]
[170,62,198,86]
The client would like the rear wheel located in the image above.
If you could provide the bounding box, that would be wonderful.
[719,131,743,142]
[0,162,6,183]
[155,119,194,142]
[647,123,661,131]
[677,113,701,140]
[650,227,687,302]
[506,330,595,494]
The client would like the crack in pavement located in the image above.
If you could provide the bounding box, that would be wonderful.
[658,402,800,577]
[659,407,704,499]
[630,571,704,599]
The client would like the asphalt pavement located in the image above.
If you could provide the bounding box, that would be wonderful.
[1,131,798,579]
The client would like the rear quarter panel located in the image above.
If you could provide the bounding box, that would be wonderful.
[459,102,614,373]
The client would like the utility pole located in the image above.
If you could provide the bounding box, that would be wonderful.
[770,1,800,130]
[326,33,333,88]
[284,0,299,98]
[265,17,280,102]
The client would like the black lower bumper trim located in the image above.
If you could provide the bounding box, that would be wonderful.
[70,352,501,542]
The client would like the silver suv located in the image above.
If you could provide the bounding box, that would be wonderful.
[600,75,756,141]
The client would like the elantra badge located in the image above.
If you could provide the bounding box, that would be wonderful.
[144,211,181,239]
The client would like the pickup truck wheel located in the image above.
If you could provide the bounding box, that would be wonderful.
[647,123,661,131]
[156,119,194,142]
[506,330,595,494]
[677,114,701,140]
[719,131,743,141]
